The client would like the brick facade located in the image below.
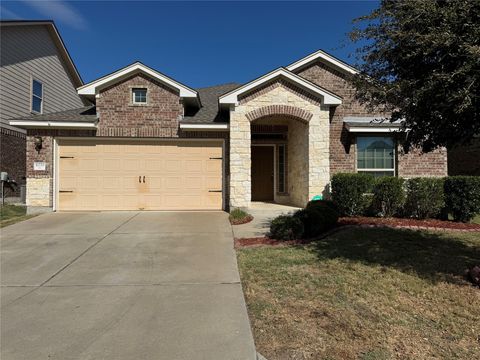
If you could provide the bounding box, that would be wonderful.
[0,127,26,196]
[294,61,448,178]
[96,73,183,137]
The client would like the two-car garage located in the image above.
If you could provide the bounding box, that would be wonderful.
[56,139,224,211]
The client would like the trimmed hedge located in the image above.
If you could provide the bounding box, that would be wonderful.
[295,201,339,238]
[269,215,304,240]
[371,177,405,217]
[444,176,480,222]
[331,173,375,216]
[404,178,445,219]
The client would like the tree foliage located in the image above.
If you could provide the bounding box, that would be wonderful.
[350,0,480,151]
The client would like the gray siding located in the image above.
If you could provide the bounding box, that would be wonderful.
[0,25,83,124]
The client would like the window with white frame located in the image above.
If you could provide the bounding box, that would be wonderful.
[357,136,395,177]
[31,79,43,113]
[132,88,147,104]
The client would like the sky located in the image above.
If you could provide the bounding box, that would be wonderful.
[0,1,378,87]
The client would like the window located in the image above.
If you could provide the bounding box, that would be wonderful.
[278,145,286,193]
[357,136,395,177]
[31,79,43,113]
[132,88,147,104]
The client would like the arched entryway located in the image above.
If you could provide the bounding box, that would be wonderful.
[247,106,311,207]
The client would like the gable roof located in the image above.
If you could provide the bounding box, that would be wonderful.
[287,49,359,75]
[219,68,342,106]
[78,62,199,105]
[0,20,83,87]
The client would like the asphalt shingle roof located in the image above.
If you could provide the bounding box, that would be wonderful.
[183,83,240,124]
[11,106,97,123]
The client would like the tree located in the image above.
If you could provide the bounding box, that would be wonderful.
[349,0,480,151]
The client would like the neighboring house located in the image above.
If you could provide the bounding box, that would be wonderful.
[448,137,480,176]
[0,20,85,196]
[10,49,448,212]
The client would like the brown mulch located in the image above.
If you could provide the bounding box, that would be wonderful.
[339,216,480,231]
[234,237,311,249]
[230,215,254,225]
[235,217,480,248]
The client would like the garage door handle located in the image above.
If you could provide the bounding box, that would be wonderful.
[59,190,74,193]
[143,176,145,183]
[208,190,222,192]
[139,176,141,183]
[60,156,75,159]
[209,157,223,160]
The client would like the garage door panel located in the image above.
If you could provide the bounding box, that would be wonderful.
[58,140,223,211]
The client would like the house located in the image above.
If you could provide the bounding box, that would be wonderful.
[0,20,85,197]
[10,49,448,212]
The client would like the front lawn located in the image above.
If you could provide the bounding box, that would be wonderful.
[0,205,36,228]
[237,227,480,360]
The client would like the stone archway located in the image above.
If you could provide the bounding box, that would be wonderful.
[229,83,331,209]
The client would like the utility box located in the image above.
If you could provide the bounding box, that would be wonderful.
[20,185,26,204]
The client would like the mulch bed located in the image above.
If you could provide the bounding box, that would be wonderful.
[339,216,480,231]
[230,215,254,225]
[235,217,480,248]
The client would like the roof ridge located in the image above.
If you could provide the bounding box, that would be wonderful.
[195,82,241,90]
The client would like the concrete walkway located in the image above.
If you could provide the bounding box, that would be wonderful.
[1,212,256,360]
[232,202,301,239]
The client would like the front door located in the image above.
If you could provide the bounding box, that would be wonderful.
[251,146,274,201]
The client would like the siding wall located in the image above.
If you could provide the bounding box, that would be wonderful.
[0,25,83,123]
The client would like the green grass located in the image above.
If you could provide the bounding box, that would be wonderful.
[0,205,37,228]
[237,227,480,360]
[229,208,253,224]
[473,214,480,225]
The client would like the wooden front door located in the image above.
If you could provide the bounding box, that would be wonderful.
[251,146,274,201]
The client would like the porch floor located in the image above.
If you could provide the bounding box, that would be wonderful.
[232,202,301,239]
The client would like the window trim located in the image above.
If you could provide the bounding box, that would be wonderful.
[31,78,43,114]
[277,144,287,193]
[355,135,396,176]
[132,87,148,105]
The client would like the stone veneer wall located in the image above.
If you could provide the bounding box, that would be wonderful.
[229,80,330,208]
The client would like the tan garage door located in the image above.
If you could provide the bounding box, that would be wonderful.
[58,139,223,211]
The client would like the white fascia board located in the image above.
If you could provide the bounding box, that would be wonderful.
[346,126,402,133]
[219,68,342,105]
[9,121,98,129]
[287,49,359,74]
[78,63,198,98]
[180,123,229,131]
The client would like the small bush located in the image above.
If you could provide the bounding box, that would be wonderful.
[229,208,253,225]
[269,215,304,240]
[306,199,338,212]
[331,173,375,216]
[404,178,445,219]
[444,176,480,222]
[371,177,405,217]
[294,202,339,238]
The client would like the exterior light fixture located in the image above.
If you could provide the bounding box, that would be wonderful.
[34,136,43,153]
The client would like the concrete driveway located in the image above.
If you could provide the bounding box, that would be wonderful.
[1,212,256,360]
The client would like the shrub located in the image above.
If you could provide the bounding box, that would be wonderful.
[331,173,375,216]
[306,199,338,212]
[404,178,445,219]
[294,202,339,238]
[229,208,253,225]
[371,177,405,217]
[444,176,480,222]
[269,215,304,240]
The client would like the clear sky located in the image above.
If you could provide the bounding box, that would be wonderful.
[1,1,378,87]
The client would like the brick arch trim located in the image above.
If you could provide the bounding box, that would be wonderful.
[245,105,313,123]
